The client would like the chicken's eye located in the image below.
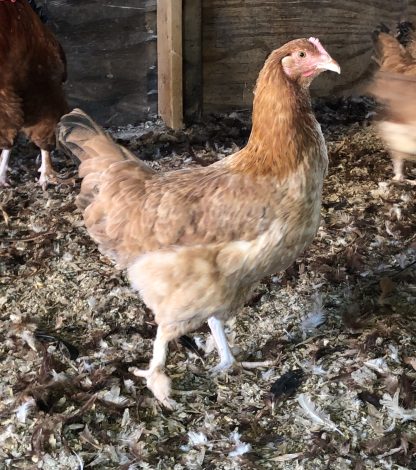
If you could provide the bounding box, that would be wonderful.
[298,51,306,58]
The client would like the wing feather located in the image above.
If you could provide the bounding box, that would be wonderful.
[83,162,284,267]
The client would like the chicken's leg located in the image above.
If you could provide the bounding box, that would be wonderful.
[37,149,75,189]
[208,317,235,372]
[208,316,275,373]
[130,326,175,408]
[0,149,11,187]
[38,149,59,189]
[392,154,416,185]
[392,155,405,182]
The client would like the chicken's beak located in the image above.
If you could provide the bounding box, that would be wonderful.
[320,57,341,74]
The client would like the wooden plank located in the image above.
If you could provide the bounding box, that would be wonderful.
[183,0,202,122]
[157,0,183,129]
[408,0,416,20]
[202,0,409,114]
[42,0,157,126]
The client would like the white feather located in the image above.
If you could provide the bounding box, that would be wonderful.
[228,430,252,458]
[180,431,208,451]
[301,294,326,336]
[380,390,416,423]
[297,394,342,435]
[15,398,36,423]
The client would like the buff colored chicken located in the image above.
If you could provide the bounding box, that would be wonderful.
[58,38,340,407]
[372,23,416,183]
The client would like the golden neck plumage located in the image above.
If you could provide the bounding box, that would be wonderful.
[229,59,316,179]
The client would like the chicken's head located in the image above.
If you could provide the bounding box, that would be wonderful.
[280,37,340,86]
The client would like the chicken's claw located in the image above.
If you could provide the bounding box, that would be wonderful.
[210,358,277,376]
[209,358,235,375]
[38,170,75,190]
[130,366,176,409]
[38,149,75,190]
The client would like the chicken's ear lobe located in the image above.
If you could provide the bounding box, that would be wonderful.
[281,55,293,77]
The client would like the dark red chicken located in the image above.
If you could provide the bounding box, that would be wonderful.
[0,0,68,188]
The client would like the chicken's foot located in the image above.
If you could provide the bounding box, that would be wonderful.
[391,155,416,185]
[38,149,75,189]
[0,149,11,187]
[130,326,176,409]
[208,316,275,373]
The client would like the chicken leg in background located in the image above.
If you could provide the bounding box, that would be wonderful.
[371,23,416,183]
[58,37,340,407]
[0,0,69,188]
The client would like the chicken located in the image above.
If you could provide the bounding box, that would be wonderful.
[371,72,416,183]
[0,0,69,188]
[372,24,416,183]
[58,38,340,407]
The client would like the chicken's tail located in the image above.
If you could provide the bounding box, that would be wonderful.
[58,108,134,165]
[57,108,154,211]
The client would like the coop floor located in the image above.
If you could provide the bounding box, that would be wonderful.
[1,99,416,469]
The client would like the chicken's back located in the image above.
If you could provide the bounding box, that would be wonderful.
[0,0,68,149]
[373,31,416,76]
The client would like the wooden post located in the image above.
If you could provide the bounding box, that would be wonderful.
[157,0,183,129]
[183,0,202,123]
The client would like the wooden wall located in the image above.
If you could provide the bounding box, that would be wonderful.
[202,0,414,113]
[42,0,157,125]
[38,0,416,124]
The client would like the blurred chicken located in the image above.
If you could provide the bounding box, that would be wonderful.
[58,38,340,406]
[371,72,416,183]
[0,0,69,188]
[372,23,416,183]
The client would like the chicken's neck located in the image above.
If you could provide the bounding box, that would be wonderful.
[229,70,318,179]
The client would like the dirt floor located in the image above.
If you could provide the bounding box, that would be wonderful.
[1,98,416,469]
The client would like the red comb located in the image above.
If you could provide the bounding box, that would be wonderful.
[308,37,328,56]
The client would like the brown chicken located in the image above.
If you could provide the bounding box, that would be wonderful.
[372,24,416,183]
[58,38,340,407]
[0,0,69,188]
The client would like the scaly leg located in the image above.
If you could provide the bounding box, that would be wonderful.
[392,156,405,182]
[208,316,275,373]
[0,149,11,187]
[130,326,176,408]
[392,155,416,185]
[38,150,59,189]
[208,317,235,372]
[37,149,75,189]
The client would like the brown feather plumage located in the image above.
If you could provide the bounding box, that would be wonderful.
[58,38,339,406]
[0,0,68,186]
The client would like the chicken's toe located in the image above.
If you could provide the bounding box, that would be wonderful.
[37,149,75,189]
[210,358,235,375]
[130,366,175,408]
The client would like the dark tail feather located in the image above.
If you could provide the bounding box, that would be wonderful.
[57,108,137,164]
[372,22,391,42]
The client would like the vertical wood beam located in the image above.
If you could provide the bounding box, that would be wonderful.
[183,0,202,123]
[157,0,183,129]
